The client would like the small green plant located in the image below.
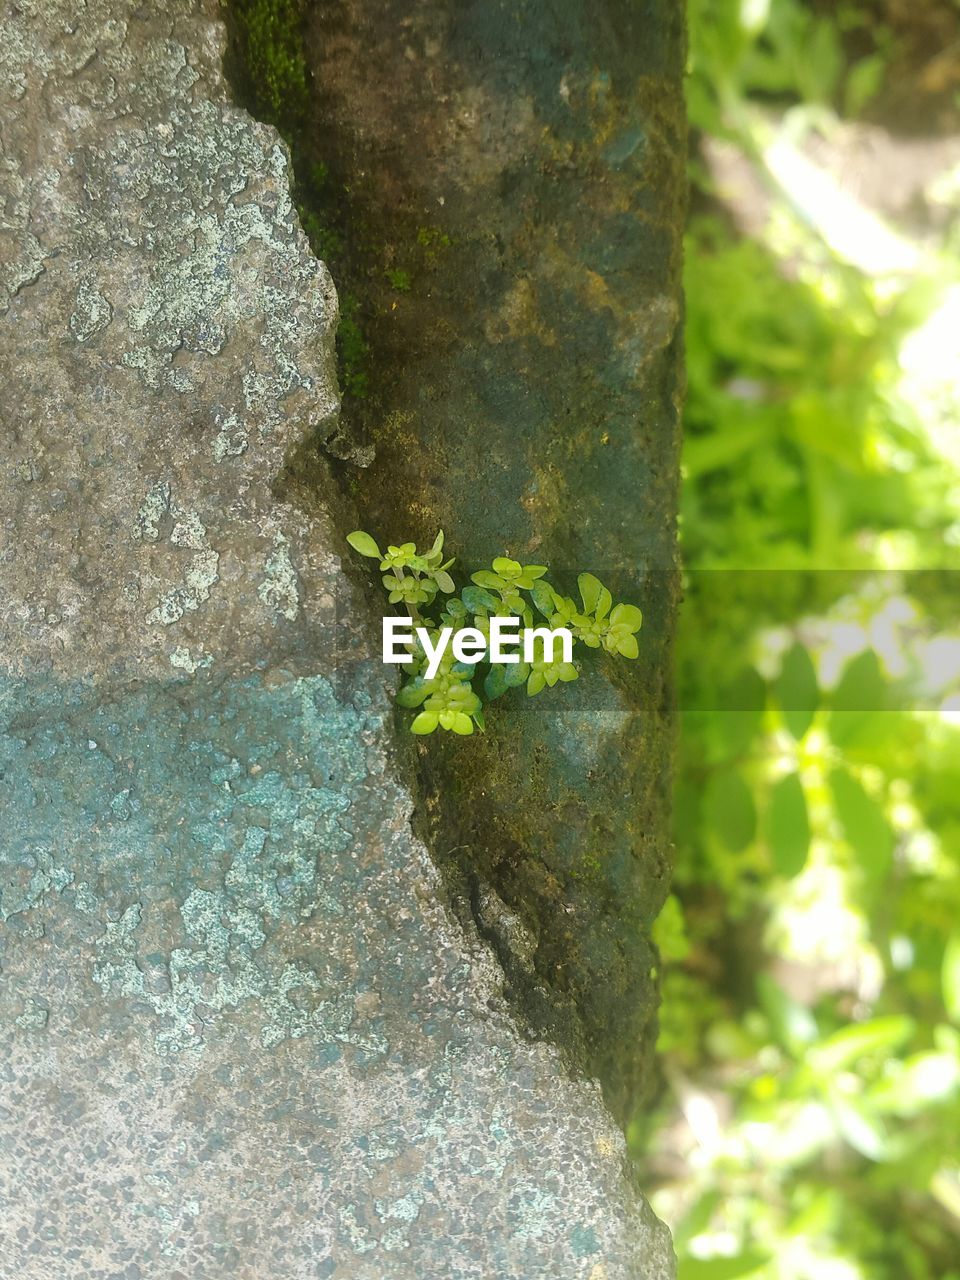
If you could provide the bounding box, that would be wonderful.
[346,529,642,736]
[385,268,413,293]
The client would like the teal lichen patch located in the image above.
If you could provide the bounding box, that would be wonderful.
[212,412,250,460]
[0,671,387,1056]
[0,847,74,923]
[14,998,49,1031]
[570,1224,602,1258]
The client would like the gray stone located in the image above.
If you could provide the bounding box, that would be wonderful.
[0,2,673,1276]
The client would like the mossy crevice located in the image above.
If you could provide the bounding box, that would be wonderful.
[222,0,372,434]
[222,0,687,1127]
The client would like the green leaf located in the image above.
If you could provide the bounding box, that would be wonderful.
[711,666,767,761]
[829,768,894,877]
[462,586,498,614]
[845,53,885,117]
[396,678,431,708]
[768,772,809,877]
[704,770,756,852]
[578,573,604,614]
[504,661,530,688]
[346,530,381,558]
[411,711,439,735]
[944,932,960,1023]
[471,570,503,590]
[673,1190,722,1252]
[774,642,818,740]
[433,570,456,594]
[832,650,885,710]
[869,1051,960,1116]
[616,633,639,659]
[652,894,691,963]
[610,603,643,632]
[483,665,509,701]
[530,580,557,618]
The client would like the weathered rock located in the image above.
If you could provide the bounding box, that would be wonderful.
[293,0,687,1118]
[0,2,673,1276]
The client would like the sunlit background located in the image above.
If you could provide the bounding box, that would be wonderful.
[632,2,960,1277]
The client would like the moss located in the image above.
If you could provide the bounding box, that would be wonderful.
[223,0,309,143]
[385,268,413,293]
[224,0,373,405]
[415,225,453,268]
[337,294,370,399]
[297,203,344,263]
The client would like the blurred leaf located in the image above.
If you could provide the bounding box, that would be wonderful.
[844,53,885,116]
[944,932,960,1023]
[757,972,818,1054]
[653,893,691,963]
[768,772,810,877]
[705,769,757,851]
[774,643,818,739]
[710,666,767,761]
[684,420,771,476]
[869,1052,960,1116]
[804,19,844,103]
[829,1095,888,1161]
[830,767,894,877]
[673,1189,722,1251]
[829,650,887,747]
[809,1016,914,1075]
[832,650,886,711]
[679,1256,768,1280]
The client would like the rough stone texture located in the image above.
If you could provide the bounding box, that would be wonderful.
[301,0,686,1118]
[0,2,673,1276]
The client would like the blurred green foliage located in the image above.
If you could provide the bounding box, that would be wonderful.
[639,2,960,1277]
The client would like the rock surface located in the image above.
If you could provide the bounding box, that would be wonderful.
[298,0,687,1118]
[0,2,674,1276]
